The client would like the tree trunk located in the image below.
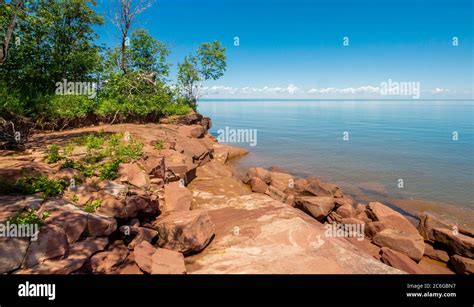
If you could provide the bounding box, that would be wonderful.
[0,0,23,65]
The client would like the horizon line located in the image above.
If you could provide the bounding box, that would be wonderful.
[199,98,474,102]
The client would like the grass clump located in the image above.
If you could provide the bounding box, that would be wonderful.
[0,175,68,198]
[45,144,61,163]
[9,208,50,225]
[54,132,144,182]
[84,199,102,213]
[99,159,121,180]
[154,140,164,151]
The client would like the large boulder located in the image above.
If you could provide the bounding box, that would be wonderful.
[178,125,206,138]
[365,221,388,238]
[336,203,355,218]
[247,167,272,184]
[140,155,165,179]
[99,195,138,219]
[133,241,156,273]
[423,243,449,263]
[128,227,159,250]
[365,202,419,235]
[23,224,69,268]
[163,182,192,213]
[17,237,108,274]
[432,228,474,258]
[91,241,129,274]
[118,163,149,188]
[250,177,268,194]
[87,213,117,237]
[151,248,186,274]
[265,185,287,203]
[373,228,425,261]
[305,178,343,198]
[450,255,474,275]
[380,247,426,274]
[418,213,452,242]
[153,209,215,254]
[269,171,294,192]
[39,200,88,244]
[0,238,30,273]
[295,196,335,221]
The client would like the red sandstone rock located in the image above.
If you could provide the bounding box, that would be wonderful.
[305,177,343,198]
[380,247,426,274]
[423,243,450,263]
[250,176,268,194]
[163,181,192,212]
[118,163,149,188]
[295,196,335,221]
[151,248,186,274]
[365,202,419,235]
[153,209,215,254]
[265,185,287,203]
[373,228,425,261]
[91,241,129,274]
[432,228,474,258]
[450,255,474,274]
[0,238,29,273]
[23,224,69,268]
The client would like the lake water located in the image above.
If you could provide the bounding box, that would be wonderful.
[198,100,474,213]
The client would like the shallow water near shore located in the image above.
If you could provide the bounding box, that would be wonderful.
[199,99,474,226]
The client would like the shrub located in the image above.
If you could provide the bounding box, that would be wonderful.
[99,159,121,180]
[84,199,102,213]
[9,208,50,225]
[2,175,68,198]
[45,144,61,163]
[47,95,97,121]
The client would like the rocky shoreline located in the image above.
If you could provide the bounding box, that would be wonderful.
[0,113,472,275]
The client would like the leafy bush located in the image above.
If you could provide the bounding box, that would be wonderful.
[0,175,68,198]
[84,199,102,213]
[9,208,50,225]
[47,95,97,121]
[99,159,121,180]
[45,144,61,163]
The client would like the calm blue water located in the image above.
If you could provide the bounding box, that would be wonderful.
[198,100,474,209]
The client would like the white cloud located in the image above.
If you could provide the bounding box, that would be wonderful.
[199,84,454,97]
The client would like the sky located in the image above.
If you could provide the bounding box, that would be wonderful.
[95,0,473,99]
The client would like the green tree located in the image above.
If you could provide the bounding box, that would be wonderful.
[177,41,226,109]
[129,29,170,80]
[0,0,104,116]
[105,28,170,81]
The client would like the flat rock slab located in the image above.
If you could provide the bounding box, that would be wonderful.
[185,193,402,274]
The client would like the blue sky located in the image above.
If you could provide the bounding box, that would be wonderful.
[95,0,473,99]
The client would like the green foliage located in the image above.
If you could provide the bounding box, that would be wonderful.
[45,144,61,163]
[0,2,225,132]
[9,208,50,226]
[0,0,104,118]
[129,29,170,79]
[99,159,121,180]
[197,41,227,80]
[47,95,97,121]
[177,41,227,109]
[61,132,144,181]
[84,199,101,213]
[0,174,68,198]
[97,72,173,119]
[70,194,80,203]
[29,176,68,198]
[154,140,164,151]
